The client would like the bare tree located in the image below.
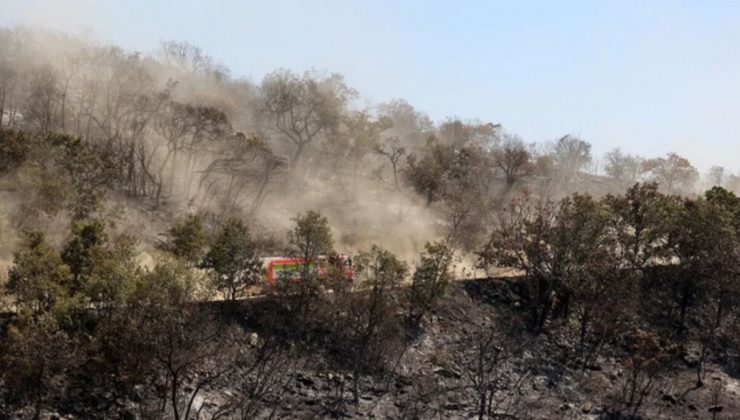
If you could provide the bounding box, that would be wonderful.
[159,40,229,78]
[552,135,592,182]
[376,136,406,192]
[200,133,285,214]
[642,152,698,195]
[376,98,434,151]
[493,134,532,186]
[22,65,60,133]
[707,165,725,188]
[87,48,171,197]
[612,328,674,419]
[439,118,499,150]
[460,323,529,420]
[324,110,390,195]
[0,29,21,128]
[258,69,356,169]
[213,338,297,419]
[0,58,16,128]
[604,148,645,186]
[153,100,232,204]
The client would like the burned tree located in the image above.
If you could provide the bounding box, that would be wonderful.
[259,69,355,169]
[200,133,285,215]
[333,245,407,404]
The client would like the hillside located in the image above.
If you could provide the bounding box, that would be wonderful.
[1,27,740,420]
[4,277,739,419]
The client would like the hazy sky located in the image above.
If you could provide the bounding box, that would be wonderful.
[3,0,740,171]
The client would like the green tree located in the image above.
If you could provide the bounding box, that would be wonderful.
[553,194,628,362]
[266,211,336,337]
[404,136,456,206]
[6,231,71,315]
[288,210,334,279]
[201,218,262,301]
[671,196,737,330]
[605,182,682,272]
[0,128,30,173]
[335,245,407,404]
[123,257,228,420]
[61,219,108,293]
[54,136,117,220]
[405,136,495,249]
[59,219,139,321]
[479,193,628,339]
[0,316,80,418]
[408,241,453,326]
[478,195,559,332]
[165,214,207,266]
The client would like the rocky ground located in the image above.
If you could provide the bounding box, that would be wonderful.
[186,279,740,419]
[7,277,740,419]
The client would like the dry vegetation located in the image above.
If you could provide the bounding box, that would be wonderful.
[0,28,739,419]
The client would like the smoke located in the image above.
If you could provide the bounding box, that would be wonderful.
[0,27,453,269]
[0,26,734,277]
[254,172,441,261]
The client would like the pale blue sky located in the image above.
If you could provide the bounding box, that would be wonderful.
[3,0,740,171]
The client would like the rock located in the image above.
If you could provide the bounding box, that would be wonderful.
[688,404,697,411]
[708,405,723,413]
[442,403,463,410]
[121,410,137,420]
[299,388,317,398]
[662,393,678,404]
[396,376,412,387]
[122,401,140,420]
[559,403,573,411]
[582,402,593,413]
[249,332,259,347]
[683,342,702,367]
[433,367,461,379]
[297,374,315,387]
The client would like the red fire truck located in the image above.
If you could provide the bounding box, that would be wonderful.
[261,254,353,285]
